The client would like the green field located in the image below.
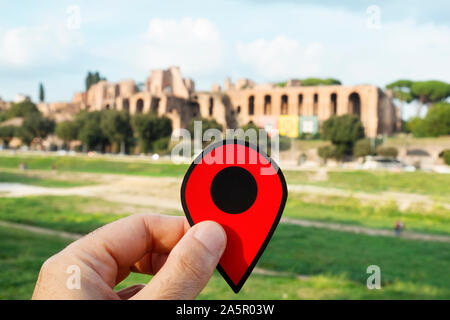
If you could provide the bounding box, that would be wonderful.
[0,196,448,299]
[285,195,450,235]
[0,153,449,300]
[285,170,450,198]
[1,154,449,196]
[0,171,93,188]
[0,154,188,177]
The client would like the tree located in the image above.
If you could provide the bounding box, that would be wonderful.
[322,115,365,157]
[132,114,172,153]
[301,78,341,86]
[386,80,414,120]
[100,110,133,153]
[55,120,79,147]
[419,102,450,137]
[187,117,223,137]
[0,126,17,147]
[411,81,450,116]
[406,102,450,137]
[39,83,45,102]
[76,111,108,151]
[17,113,55,145]
[85,71,107,91]
[5,101,39,119]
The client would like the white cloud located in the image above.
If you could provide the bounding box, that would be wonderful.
[136,17,225,76]
[0,24,83,68]
[237,35,323,80]
[235,9,450,86]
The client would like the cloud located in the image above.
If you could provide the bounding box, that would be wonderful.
[235,9,450,86]
[237,35,323,80]
[136,17,225,76]
[0,24,83,69]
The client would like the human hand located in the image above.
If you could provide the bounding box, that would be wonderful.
[32,214,227,299]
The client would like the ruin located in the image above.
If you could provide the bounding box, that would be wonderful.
[37,66,399,138]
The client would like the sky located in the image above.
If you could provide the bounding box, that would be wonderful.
[1,0,450,117]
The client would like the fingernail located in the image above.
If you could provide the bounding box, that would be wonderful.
[194,222,226,255]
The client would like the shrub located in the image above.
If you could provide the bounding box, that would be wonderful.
[377,146,398,158]
[443,150,450,166]
[353,139,372,158]
[279,136,291,151]
[318,145,336,162]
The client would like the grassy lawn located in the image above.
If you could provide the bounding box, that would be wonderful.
[285,194,450,235]
[0,196,128,234]
[259,224,450,294]
[0,171,93,188]
[1,195,448,236]
[285,170,450,198]
[0,154,188,177]
[1,223,448,299]
[1,154,449,197]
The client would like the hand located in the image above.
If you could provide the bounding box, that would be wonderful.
[32,214,227,299]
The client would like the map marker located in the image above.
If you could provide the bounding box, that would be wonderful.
[180,139,288,293]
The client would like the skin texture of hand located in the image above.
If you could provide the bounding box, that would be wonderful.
[32,214,227,300]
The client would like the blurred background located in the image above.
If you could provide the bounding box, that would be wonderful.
[0,0,449,299]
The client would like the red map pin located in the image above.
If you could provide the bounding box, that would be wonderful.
[180,139,288,293]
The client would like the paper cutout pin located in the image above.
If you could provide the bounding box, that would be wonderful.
[180,139,288,293]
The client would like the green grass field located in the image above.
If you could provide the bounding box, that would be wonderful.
[285,195,450,235]
[1,154,449,196]
[0,153,449,300]
[0,195,448,236]
[285,170,450,198]
[1,221,448,299]
[0,171,93,188]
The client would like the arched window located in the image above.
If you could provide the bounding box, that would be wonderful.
[281,95,288,115]
[237,106,241,114]
[313,94,319,116]
[105,104,110,110]
[115,85,120,97]
[298,94,303,115]
[209,97,214,116]
[349,92,361,118]
[331,93,337,115]
[123,98,130,112]
[136,99,144,113]
[248,96,255,115]
[150,97,160,113]
[264,95,271,115]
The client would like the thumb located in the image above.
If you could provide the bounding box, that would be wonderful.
[132,220,227,300]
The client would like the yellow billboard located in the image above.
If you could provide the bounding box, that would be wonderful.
[278,115,299,138]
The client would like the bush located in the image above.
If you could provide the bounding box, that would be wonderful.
[318,145,336,162]
[353,139,372,158]
[406,102,450,137]
[279,136,291,151]
[152,136,171,154]
[377,146,398,158]
[443,150,450,166]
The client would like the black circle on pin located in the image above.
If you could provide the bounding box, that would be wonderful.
[210,166,258,214]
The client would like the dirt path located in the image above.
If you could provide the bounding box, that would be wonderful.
[1,174,449,242]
